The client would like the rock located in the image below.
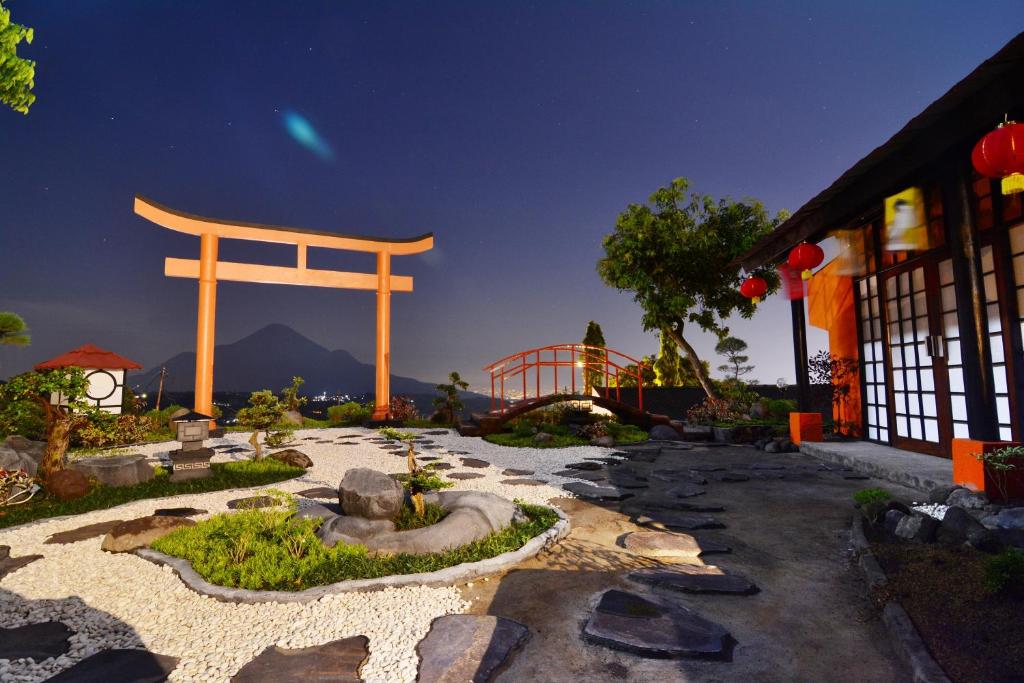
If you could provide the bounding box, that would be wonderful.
[533,432,554,444]
[995,507,1024,530]
[706,471,750,483]
[929,485,964,504]
[764,441,780,454]
[884,509,907,534]
[894,514,939,543]
[45,520,124,544]
[101,515,195,553]
[623,497,724,513]
[583,589,733,659]
[0,621,73,660]
[887,500,913,516]
[648,424,683,441]
[153,507,207,518]
[338,468,405,520]
[317,516,396,547]
[0,445,38,477]
[447,472,485,480]
[232,636,368,682]
[166,407,189,428]
[968,527,1004,553]
[416,615,528,683]
[562,482,633,501]
[629,565,758,595]
[268,448,313,468]
[666,484,707,498]
[651,470,707,485]
[591,436,615,447]
[502,468,534,476]
[622,531,703,558]
[227,496,280,510]
[44,648,179,682]
[937,505,988,544]
[71,454,155,488]
[636,511,725,531]
[460,457,490,468]
[46,469,91,501]
[566,461,604,471]
[554,469,607,482]
[947,488,988,509]
[0,545,43,580]
[281,409,304,426]
[431,462,453,470]
[296,486,338,499]
[501,478,547,486]
[293,503,342,521]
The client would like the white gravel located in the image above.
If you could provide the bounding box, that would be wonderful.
[0,427,619,682]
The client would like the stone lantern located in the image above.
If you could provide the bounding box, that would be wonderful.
[168,411,214,481]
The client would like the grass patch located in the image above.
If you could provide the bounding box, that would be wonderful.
[151,502,560,591]
[485,431,587,448]
[0,459,303,530]
[853,487,891,505]
[394,503,449,531]
[485,421,648,448]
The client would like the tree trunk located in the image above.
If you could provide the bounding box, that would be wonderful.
[38,402,73,480]
[250,430,262,459]
[665,326,720,399]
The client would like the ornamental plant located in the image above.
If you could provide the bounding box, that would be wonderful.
[975,446,1024,502]
[280,376,308,413]
[433,371,468,424]
[236,390,285,459]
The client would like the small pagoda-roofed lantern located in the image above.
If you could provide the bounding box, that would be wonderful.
[34,344,142,414]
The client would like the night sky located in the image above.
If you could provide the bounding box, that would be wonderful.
[2,1,1023,393]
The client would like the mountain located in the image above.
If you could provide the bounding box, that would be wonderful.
[132,323,448,396]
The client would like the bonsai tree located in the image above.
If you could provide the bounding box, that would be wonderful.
[581,321,607,394]
[0,312,29,346]
[236,390,285,459]
[0,1,36,114]
[716,336,755,381]
[598,177,783,398]
[433,371,469,424]
[380,427,427,518]
[0,368,89,478]
[280,376,308,413]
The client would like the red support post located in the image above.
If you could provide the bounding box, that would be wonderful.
[571,347,576,395]
[490,373,495,412]
[553,349,558,395]
[500,372,505,413]
[522,355,527,401]
[536,351,540,399]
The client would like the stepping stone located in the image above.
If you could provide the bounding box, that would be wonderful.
[706,471,750,483]
[842,473,871,480]
[630,565,758,595]
[296,487,338,499]
[748,463,786,470]
[688,465,726,472]
[423,430,450,435]
[419,456,440,462]
[0,621,73,660]
[660,445,694,453]
[302,437,318,441]
[420,445,441,451]
[554,469,606,482]
[0,546,43,580]
[220,447,250,454]
[447,450,470,455]
[46,649,179,682]
[45,520,123,545]
[153,507,207,518]
[502,468,534,476]
[431,462,454,470]
[460,457,490,468]
[447,472,485,480]
[636,511,725,531]
[621,531,729,558]
[651,470,707,485]
[563,482,633,501]
[583,590,733,660]
[336,441,361,445]
[416,615,528,683]
[501,478,547,486]
[585,457,624,463]
[666,484,706,498]
[231,636,368,682]
[566,461,603,471]
[623,498,725,514]
[746,471,784,480]
[227,495,280,510]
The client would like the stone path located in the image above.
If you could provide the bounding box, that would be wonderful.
[0,621,72,660]
[230,636,368,682]
[44,648,180,682]
[416,615,528,683]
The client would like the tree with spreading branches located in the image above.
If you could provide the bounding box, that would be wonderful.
[716,336,755,381]
[0,1,36,114]
[598,177,783,398]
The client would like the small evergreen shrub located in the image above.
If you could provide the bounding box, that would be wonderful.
[984,548,1024,594]
[852,487,891,505]
[394,503,449,531]
[328,401,371,425]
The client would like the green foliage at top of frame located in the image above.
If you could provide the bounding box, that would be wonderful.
[852,487,891,505]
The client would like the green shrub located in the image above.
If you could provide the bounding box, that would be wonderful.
[605,421,647,444]
[984,548,1024,593]
[73,412,156,448]
[760,398,797,422]
[328,401,371,425]
[852,487,891,505]
[0,398,44,440]
[512,422,535,438]
[394,503,449,531]
[393,467,453,492]
[152,502,560,590]
[264,427,294,448]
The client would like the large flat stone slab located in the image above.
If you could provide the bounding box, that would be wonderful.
[630,565,758,595]
[666,484,706,498]
[153,507,207,518]
[0,621,72,660]
[231,636,368,682]
[45,520,124,545]
[502,468,534,476]
[554,469,607,482]
[565,461,603,471]
[562,482,633,501]
[636,511,725,531]
[621,531,729,558]
[800,441,951,492]
[416,615,528,683]
[460,457,490,468]
[501,478,547,486]
[447,472,485,480]
[45,648,179,682]
[583,590,733,660]
[296,486,338,499]
[0,545,43,579]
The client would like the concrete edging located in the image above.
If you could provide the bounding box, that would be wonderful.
[850,514,952,683]
[135,507,571,604]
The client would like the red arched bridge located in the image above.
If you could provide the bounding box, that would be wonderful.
[457,343,680,436]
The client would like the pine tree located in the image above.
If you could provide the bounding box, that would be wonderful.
[581,321,607,394]
[715,336,755,381]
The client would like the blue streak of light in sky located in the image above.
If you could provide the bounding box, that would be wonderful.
[282,110,334,161]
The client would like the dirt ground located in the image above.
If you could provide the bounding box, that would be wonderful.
[462,444,921,683]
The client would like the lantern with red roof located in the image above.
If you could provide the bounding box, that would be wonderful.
[972,119,1024,195]
[35,344,142,414]
[787,242,825,280]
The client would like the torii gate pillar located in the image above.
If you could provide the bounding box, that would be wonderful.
[134,196,433,422]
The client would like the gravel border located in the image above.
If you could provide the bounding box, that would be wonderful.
[134,507,571,604]
[849,514,952,683]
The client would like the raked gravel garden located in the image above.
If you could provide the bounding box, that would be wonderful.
[0,427,614,683]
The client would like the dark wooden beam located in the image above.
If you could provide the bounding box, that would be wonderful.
[791,297,811,412]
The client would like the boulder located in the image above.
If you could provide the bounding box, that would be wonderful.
[338,468,405,520]
[967,527,1003,553]
[533,432,554,444]
[281,410,304,426]
[268,448,313,468]
[0,445,37,477]
[293,503,341,522]
[763,440,780,454]
[883,509,908,535]
[71,454,155,488]
[101,515,195,553]
[648,424,683,441]
[937,505,987,544]
[317,516,397,548]
[591,436,615,448]
[947,488,988,510]
[46,469,91,501]
[929,485,964,504]
[995,507,1024,530]
[894,514,939,543]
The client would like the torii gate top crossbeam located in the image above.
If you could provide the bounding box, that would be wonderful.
[133,196,434,255]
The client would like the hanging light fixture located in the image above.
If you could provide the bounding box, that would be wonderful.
[972,117,1024,195]
[739,275,768,304]
[787,242,824,280]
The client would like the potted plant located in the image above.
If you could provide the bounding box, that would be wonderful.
[952,439,1024,502]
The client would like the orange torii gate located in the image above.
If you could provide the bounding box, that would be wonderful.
[134,196,434,421]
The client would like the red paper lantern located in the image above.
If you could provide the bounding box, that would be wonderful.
[787,242,824,280]
[740,275,768,304]
[972,120,1024,195]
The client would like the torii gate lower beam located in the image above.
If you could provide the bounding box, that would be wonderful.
[134,196,434,422]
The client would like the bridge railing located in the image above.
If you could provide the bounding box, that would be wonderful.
[483,343,646,414]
